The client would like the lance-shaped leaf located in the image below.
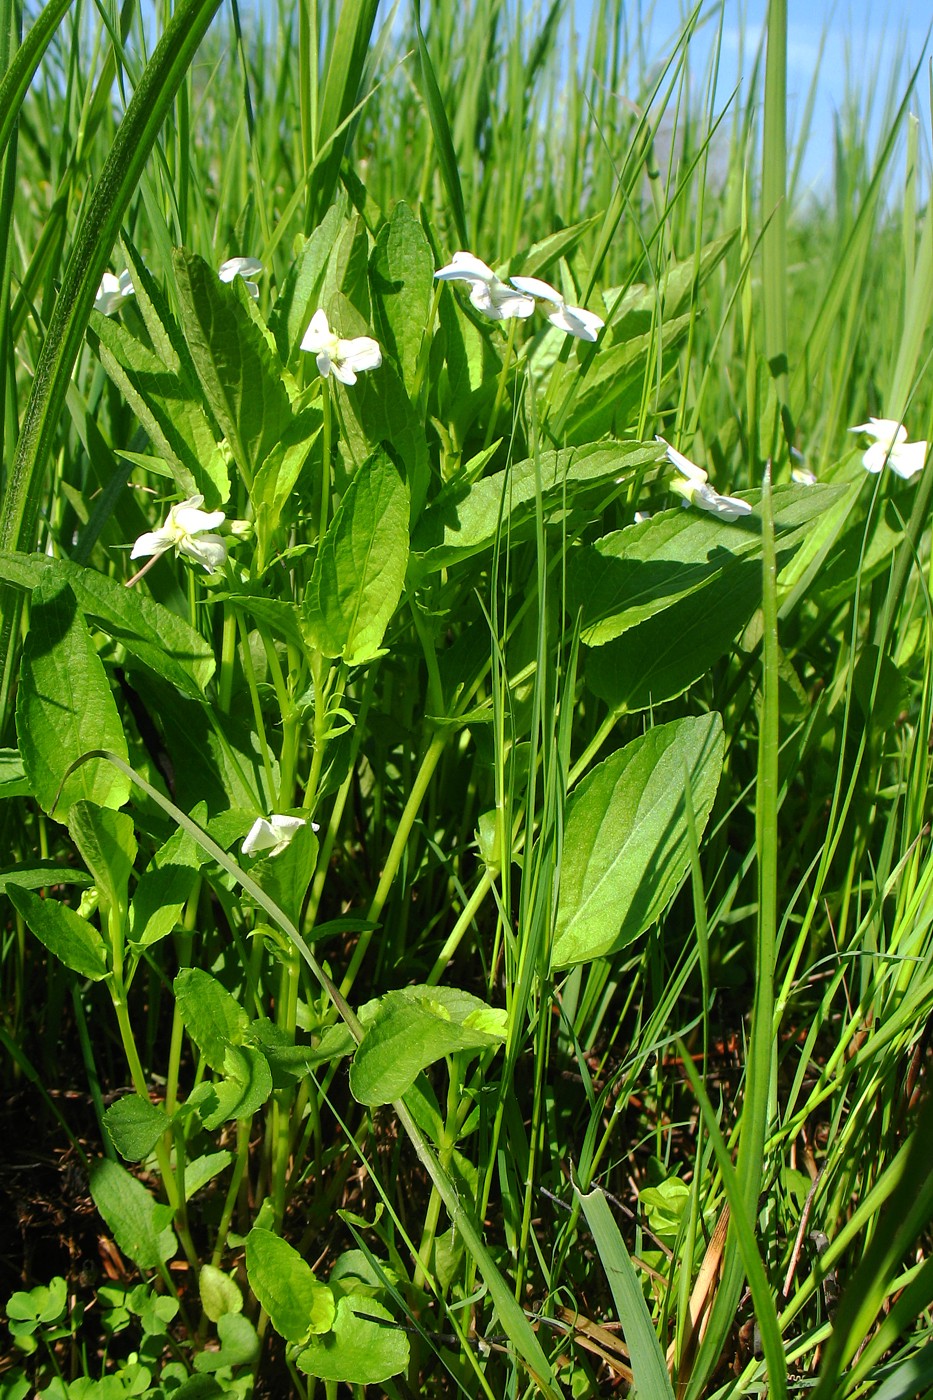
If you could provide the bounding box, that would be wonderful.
[572,482,847,648]
[174,249,293,486]
[16,575,130,815]
[412,442,657,574]
[552,714,724,968]
[0,551,215,696]
[268,197,348,370]
[369,202,434,396]
[303,450,410,667]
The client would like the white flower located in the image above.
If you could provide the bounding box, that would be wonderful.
[130,495,228,572]
[300,308,382,385]
[218,256,264,300]
[849,417,928,480]
[791,466,818,486]
[657,436,752,522]
[508,274,604,341]
[242,814,317,858]
[434,251,535,321]
[94,269,135,316]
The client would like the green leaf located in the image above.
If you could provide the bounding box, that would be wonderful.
[250,407,322,532]
[0,0,228,739]
[370,202,435,396]
[557,315,691,443]
[303,450,410,665]
[184,1151,233,1201]
[0,747,29,798]
[174,249,293,486]
[89,1159,177,1270]
[199,1044,273,1129]
[268,198,347,370]
[412,442,656,573]
[173,968,250,1072]
[0,552,215,696]
[335,354,430,519]
[572,482,848,647]
[295,1294,410,1385]
[552,714,724,968]
[67,802,137,918]
[310,0,381,225]
[16,576,130,815]
[129,825,200,948]
[192,1312,259,1372]
[7,885,108,981]
[577,1185,676,1400]
[199,1266,244,1323]
[0,861,92,893]
[104,1094,171,1161]
[246,1229,336,1343]
[89,313,229,508]
[350,986,507,1106]
[412,12,467,248]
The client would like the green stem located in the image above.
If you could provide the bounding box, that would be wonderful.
[482,318,519,452]
[218,605,237,712]
[425,868,495,985]
[339,733,447,997]
[211,1118,251,1265]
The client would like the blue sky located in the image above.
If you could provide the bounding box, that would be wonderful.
[637,1,932,198]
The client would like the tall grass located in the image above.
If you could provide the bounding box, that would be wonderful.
[1,0,932,1397]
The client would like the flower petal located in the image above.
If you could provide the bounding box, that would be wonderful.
[242,814,307,858]
[656,436,708,485]
[179,534,228,571]
[219,256,264,281]
[435,251,496,283]
[329,359,358,385]
[888,440,929,479]
[509,274,563,304]
[469,280,535,320]
[861,442,890,474]
[850,417,907,445]
[338,336,382,374]
[301,308,335,354]
[544,304,604,341]
[130,530,171,561]
[173,505,226,535]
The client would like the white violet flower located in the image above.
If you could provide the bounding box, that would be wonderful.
[849,417,928,480]
[130,495,228,573]
[657,436,752,522]
[300,308,382,385]
[434,251,535,321]
[94,269,135,316]
[508,274,604,341]
[242,814,318,859]
[218,256,264,300]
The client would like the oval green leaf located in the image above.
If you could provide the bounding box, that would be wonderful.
[552,713,724,968]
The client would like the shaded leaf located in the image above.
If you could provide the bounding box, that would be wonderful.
[553,714,724,968]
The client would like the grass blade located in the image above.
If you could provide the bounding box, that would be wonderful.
[0,0,225,731]
[577,1183,676,1400]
